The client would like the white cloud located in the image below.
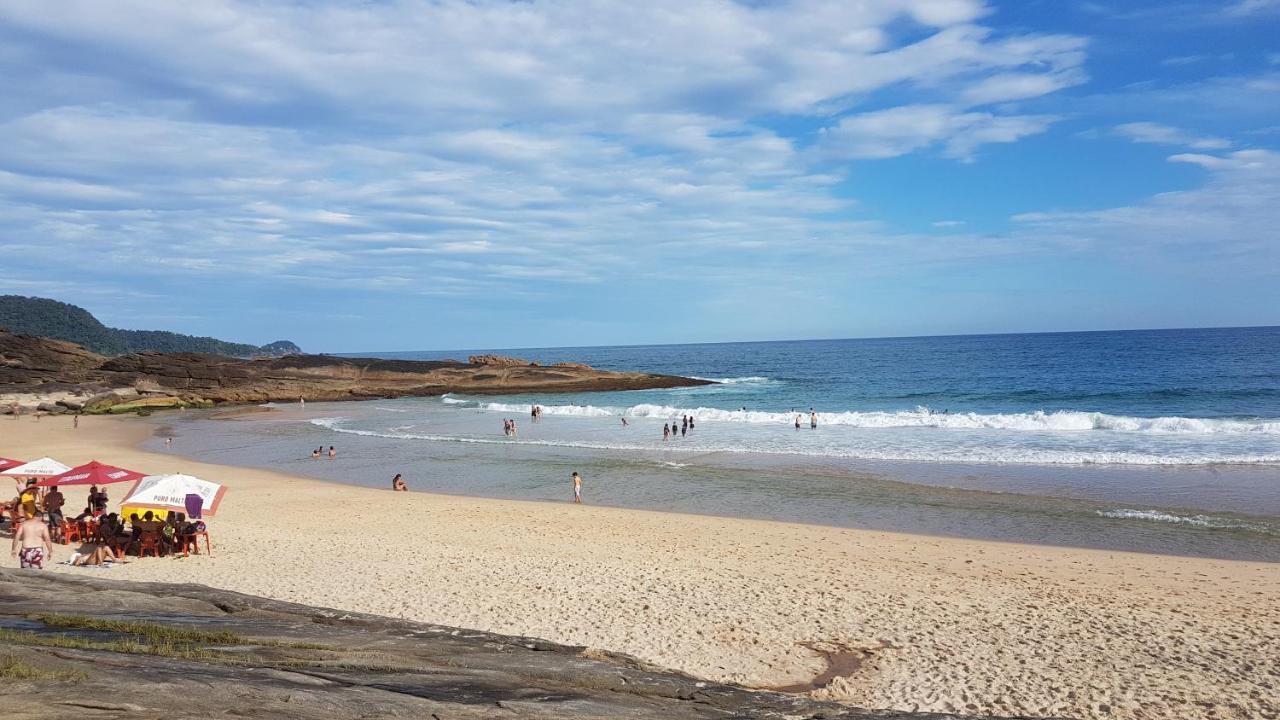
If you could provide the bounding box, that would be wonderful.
[821,104,1056,161]
[1011,149,1280,271]
[0,0,1101,318]
[1113,122,1231,150]
[1225,0,1280,16]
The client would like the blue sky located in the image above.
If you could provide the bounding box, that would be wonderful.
[0,0,1277,353]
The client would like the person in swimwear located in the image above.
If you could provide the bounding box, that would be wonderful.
[70,541,127,566]
[12,508,52,569]
[572,472,582,504]
[392,474,407,491]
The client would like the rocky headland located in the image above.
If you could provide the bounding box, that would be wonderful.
[0,569,1046,720]
[0,328,711,414]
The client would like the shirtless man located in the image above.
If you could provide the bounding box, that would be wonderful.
[572,471,582,504]
[11,510,53,569]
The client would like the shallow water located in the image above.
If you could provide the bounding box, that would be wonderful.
[150,399,1280,562]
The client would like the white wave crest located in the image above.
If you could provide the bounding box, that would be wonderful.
[482,401,621,418]
[309,418,1280,465]
[1097,509,1277,535]
[450,402,1280,435]
[689,376,772,384]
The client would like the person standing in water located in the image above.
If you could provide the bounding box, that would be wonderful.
[572,471,582,504]
[795,414,801,429]
[810,411,818,429]
[328,446,336,458]
[663,423,670,441]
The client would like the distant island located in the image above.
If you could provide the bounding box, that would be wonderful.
[0,295,300,358]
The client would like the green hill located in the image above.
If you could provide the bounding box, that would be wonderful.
[0,295,301,358]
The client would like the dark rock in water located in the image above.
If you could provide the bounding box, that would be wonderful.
[0,570,1055,720]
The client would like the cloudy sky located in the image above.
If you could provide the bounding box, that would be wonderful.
[0,0,1277,352]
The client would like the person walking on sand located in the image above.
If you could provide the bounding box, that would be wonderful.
[572,471,582,504]
[73,414,78,429]
[392,474,407,492]
[11,508,52,569]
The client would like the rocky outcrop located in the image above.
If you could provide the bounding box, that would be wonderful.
[0,569,1046,720]
[469,354,539,367]
[0,327,104,385]
[0,329,712,413]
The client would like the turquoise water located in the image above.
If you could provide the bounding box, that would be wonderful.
[156,328,1280,561]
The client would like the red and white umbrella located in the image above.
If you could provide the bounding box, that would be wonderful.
[0,457,24,472]
[37,460,146,487]
[1,457,71,478]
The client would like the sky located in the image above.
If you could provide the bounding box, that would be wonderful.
[0,0,1277,353]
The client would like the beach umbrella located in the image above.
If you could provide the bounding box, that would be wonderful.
[0,457,24,472]
[121,474,226,518]
[37,460,146,488]
[0,457,71,478]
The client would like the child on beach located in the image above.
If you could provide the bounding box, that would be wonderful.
[392,474,407,491]
[572,472,582,504]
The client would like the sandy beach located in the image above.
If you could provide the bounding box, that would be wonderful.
[5,413,1277,720]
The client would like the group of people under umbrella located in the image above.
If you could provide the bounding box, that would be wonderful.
[2,455,224,568]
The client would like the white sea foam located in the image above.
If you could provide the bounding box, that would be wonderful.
[457,401,1280,435]
[308,417,1280,465]
[1097,509,1277,535]
[689,376,772,384]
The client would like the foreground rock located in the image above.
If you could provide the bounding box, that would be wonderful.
[0,329,711,412]
[0,569,1053,720]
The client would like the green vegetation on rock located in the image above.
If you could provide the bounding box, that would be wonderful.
[0,295,300,358]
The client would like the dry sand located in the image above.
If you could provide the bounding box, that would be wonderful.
[5,413,1277,719]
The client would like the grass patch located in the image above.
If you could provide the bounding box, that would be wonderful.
[27,613,246,646]
[0,627,225,662]
[0,654,86,682]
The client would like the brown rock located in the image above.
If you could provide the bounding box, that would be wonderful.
[468,354,530,366]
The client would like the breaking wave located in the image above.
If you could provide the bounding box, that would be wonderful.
[436,401,1280,435]
[309,417,1280,465]
[1097,509,1278,535]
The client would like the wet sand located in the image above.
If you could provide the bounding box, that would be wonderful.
[6,413,1278,720]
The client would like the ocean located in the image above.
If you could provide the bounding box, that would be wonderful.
[153,327,1280,561]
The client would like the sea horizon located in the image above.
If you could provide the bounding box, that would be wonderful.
[339,322,1280,358]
